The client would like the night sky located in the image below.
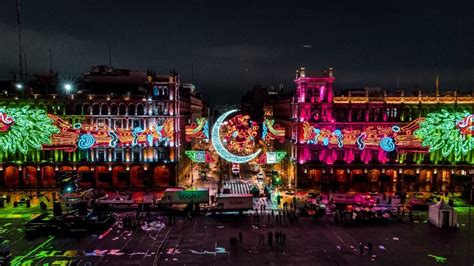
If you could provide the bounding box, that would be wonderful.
[1,0,473,104]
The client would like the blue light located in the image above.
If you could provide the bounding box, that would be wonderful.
[333,129,343,148]
[322,137,329,146]
[380,137,395,152]
[147,134,154,146]
[78,134,95,149]
[392,126,400,132]
[132,127,143,146]
[108,130,118,147]
[73,123,81,129]
[357,133,366,150]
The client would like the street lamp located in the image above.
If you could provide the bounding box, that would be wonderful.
[63,83,73,92]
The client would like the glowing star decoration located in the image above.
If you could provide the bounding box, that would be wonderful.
[380,137,395,152]
[414,110,473,160]
[211,109,261,163]
[78,134,96,149]
[185,150,206,163]
[0,106,59,154]
[391,126,400,132]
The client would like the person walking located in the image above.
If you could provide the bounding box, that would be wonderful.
[282,233,286,246]
[368,242,373,255]
[268,232,273,247]
[239,231,243,244]
[359,242,364,255]
[275,232,280,244]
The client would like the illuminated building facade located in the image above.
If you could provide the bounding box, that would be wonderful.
[276,68,474,193]
[0,66,203,190]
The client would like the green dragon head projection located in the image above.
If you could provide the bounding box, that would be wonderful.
[414,109,473,161]
[0,106,59,154]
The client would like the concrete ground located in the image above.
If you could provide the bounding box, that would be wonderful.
[2,203,473,266]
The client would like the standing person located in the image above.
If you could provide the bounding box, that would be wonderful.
[282,233,286,246]
[239,231,243,244]
[359,242,364,255]
[368,242,373,255]
[275,232,280,244]
[268,232,273,247]
[263,204,266,212]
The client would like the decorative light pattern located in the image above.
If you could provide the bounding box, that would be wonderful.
[333,129,343,148]
[108,130,118,147]
[185,150,206,163]
[0,106,59,154]
[356,133,366,150]
[78,134,95,149]
[414,110,473,160]
[0,112,14,132]
[211,109,261,163]
[380,137,395,152]
[223,114,259,154]
[266,151,287,164]
[262,119,285,143]
[132,127,143,146]
[45,116,174,151]
[185,117,209,141]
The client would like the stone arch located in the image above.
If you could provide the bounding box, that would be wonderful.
[92,103,100,115]
[100,103,108,115]
[110,103,118,115]
[83,103,91,115]
[136,104,145,115]
[128,104,136,115]
[73,104,83,115]
[118,103,126,115]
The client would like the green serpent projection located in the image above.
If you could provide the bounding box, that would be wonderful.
[414,109,473,161]
[0,106,59,154]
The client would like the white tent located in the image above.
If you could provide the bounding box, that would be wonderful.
[428,200,457,228]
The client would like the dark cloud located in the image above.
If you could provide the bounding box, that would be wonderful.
[0,0,473,104]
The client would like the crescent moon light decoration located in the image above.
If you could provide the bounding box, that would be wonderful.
[211,109,261,163]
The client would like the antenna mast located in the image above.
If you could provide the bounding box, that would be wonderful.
[16,0,23,81]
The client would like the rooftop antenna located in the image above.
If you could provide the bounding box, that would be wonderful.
[24,53,28,82]
[49,48,53,73]
[16,0,23,81]
[396,76,400,89]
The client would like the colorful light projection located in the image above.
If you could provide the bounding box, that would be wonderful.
[414,110,473,160]
[184,150,214,163]
[45,116,174,152]
[262,119,286,143]
[301,121,421,152]
[223,114,259,154]
[185,117,209,141]
[257,151,287,164]
[211,110,261,163]
[0,106,59,154]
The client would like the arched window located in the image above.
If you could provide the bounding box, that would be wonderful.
[118,104,126,115]
[137,104,144,115]
[110,104,118,115]
[92,104,100,115]
[101,104,108,115]
[129,104,136,115]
